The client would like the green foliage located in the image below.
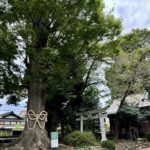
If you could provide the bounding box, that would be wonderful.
[106,29,150,101]
[0,131,12,137]
[64,131,98,147]
[119,105,140,119]
[0,0,122,104]
[119,29,150,52]
[118,104,140,126]
[80,87,100,111]
[139,107,150,121]
[115,104,150,129]
[143,133,150,141]
[0,0,122,136]
[101,140,115,150]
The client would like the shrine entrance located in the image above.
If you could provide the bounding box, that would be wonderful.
[76,109,107,142]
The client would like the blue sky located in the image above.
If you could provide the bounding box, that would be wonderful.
[0,97,27,115]
[104,0,150,33]
[1,0,150,115]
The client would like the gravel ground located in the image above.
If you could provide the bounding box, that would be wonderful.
[138,148,150,150]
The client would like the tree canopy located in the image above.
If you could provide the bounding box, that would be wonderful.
[106,29,150,103]
[0,0,122,150]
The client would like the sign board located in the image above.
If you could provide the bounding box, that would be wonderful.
[51,132,58,148]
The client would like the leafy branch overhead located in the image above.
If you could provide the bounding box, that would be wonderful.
[0,0,122,103]
[0,1,122,149]
[106,29,150,104]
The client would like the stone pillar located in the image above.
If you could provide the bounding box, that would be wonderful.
[99,113,107,142]
[80,114,83,133]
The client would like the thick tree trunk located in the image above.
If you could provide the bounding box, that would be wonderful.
[1,19,51,149]
[2,81,51,150]
[21,81,50,150]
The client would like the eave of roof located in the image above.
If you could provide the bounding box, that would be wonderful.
[0,118,24,121]
[106,93,150,115]
[0,111,23,119]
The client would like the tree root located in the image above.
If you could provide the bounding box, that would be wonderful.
[1,129,51,150]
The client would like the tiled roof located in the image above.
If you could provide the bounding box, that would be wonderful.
[139,98,150,108]
[106,100,121,115]
[19,110,26,118]
[106,93,149,115]
[0,111,23,119]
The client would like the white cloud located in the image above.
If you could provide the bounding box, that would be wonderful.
[104,0,150,33]
[0,98,27,115]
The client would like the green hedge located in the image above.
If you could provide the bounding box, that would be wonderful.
[101,140,115,150]
[143,133,150,141]
[0,131,12,137]
[64,131,98,147]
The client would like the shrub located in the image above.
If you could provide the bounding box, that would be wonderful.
[63,131,98,147]
[101,140,115,150]
[143,133,150,141]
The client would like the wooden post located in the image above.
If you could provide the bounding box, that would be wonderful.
[114,115,118,140]
[80,114,83,133]
[99,113,107,142]
[129,121,132,140]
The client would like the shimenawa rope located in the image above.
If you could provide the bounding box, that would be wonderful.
[26,110,48,130]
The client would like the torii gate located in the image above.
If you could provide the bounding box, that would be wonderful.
[76,109,107,142]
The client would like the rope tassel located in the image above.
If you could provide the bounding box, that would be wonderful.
[26,110,48,130]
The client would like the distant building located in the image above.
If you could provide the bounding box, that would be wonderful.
[0,111,25,136]
[19,110,26,119]
[106,93,150,139]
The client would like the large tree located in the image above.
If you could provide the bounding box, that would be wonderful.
[106,29,150,105]
[0,0,121,150]
[105,29,150,140]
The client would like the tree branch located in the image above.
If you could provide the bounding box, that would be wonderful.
[86,81,104,88]
[84,59,95,89]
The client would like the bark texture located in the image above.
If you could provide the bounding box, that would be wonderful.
[2,128,50,150]
[1,17,51,150]
[2,81,51,150]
